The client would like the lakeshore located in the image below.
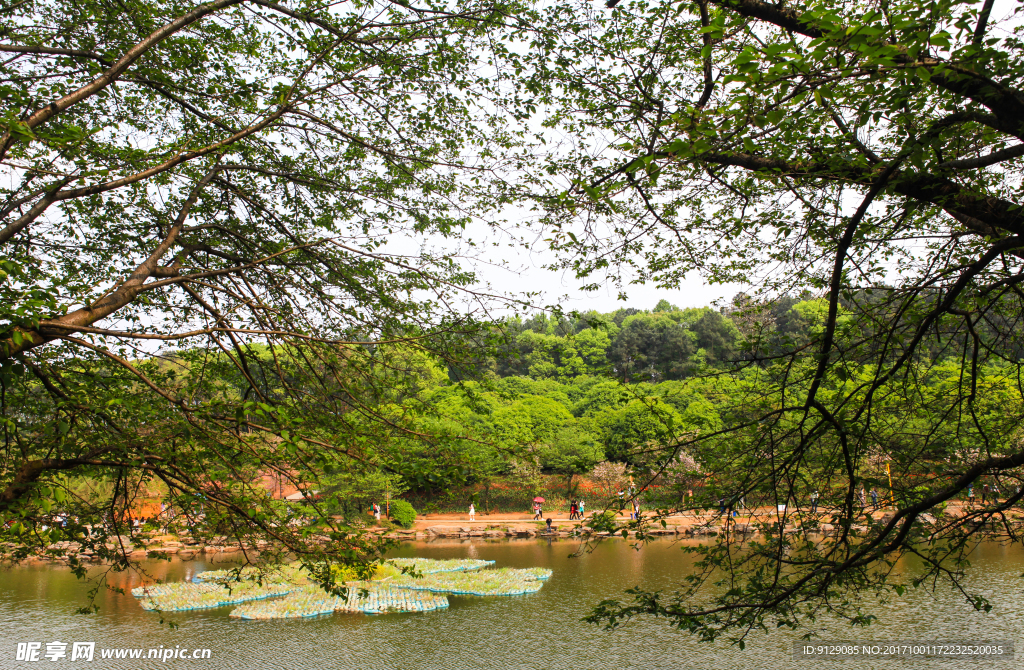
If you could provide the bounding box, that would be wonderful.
[20,503,1020,564]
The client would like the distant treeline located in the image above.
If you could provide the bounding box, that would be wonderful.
[459,294,826,383]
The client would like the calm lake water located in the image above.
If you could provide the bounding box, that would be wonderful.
[1,538,1021,669]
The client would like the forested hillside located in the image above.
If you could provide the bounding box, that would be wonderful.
[379,293,1021,514]
[485,295,816,382]
[393,296,757,497]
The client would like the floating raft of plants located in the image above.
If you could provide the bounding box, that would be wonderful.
[387,558,495,574]
[229,583,449,619]
[132,582,222,598]
[518,567,553,581]
[135,581,296,612]
[136,557,547,620]
[192,564,307,585]
[229,585,343,619]
[389,567,549,597]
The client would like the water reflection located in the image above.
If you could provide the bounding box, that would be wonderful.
[1,538,1021,670]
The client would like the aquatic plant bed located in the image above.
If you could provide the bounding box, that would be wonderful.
[389,567,549,596]
[132,582,222,598]
[191,564,308,585]
[387,558,495,574]
[518,567,553,581]
[229,583,449,619]
[135,581,297,612]
[135,557,546,620]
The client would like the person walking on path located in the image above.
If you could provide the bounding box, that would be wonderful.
[468,503,475,521]
[968,485,975,504]
[632,499,641,521]
[533,502,542,520]
[982,483,990,504]
[870,488,878,507]
[859,487,866,507]
[578,500,585,518]
[810,490,819,514]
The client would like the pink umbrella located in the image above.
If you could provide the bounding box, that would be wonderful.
[533,496,545,503]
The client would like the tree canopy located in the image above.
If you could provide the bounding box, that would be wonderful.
[516,0,1024,643]
[0,0,524,579]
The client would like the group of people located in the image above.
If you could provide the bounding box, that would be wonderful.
[469,482,1024,524]
[965,483,1020,504]
[527,500,587,520]
[806,487,880,512]
[616,486,643,519]
[854,487,880,507]
[818,481,1024,511]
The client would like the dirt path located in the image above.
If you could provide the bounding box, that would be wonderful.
[405,504,988,532]
[408,510,722,532]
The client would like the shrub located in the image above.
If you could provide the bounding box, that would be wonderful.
[588,510,618,533]
[331,562,395,582]
[390,500,417,528]
[331,564,362,582]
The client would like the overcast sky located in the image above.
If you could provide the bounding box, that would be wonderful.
[418,212,747,317]
[467,244,743,314]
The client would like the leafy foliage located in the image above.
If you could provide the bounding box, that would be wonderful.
[389,500,417,529]
[508,0,1024,643]
[0,0,526,588]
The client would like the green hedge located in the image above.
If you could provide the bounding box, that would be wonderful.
[390,499,417,528]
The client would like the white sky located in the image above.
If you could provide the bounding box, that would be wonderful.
[461,238,744,314]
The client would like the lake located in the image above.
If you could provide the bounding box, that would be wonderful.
[2,537,1021,669]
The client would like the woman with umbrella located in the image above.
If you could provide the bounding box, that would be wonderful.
[533,496,544,520]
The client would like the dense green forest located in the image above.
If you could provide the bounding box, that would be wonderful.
[398,297,764,497]
[366,294,1021,514]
